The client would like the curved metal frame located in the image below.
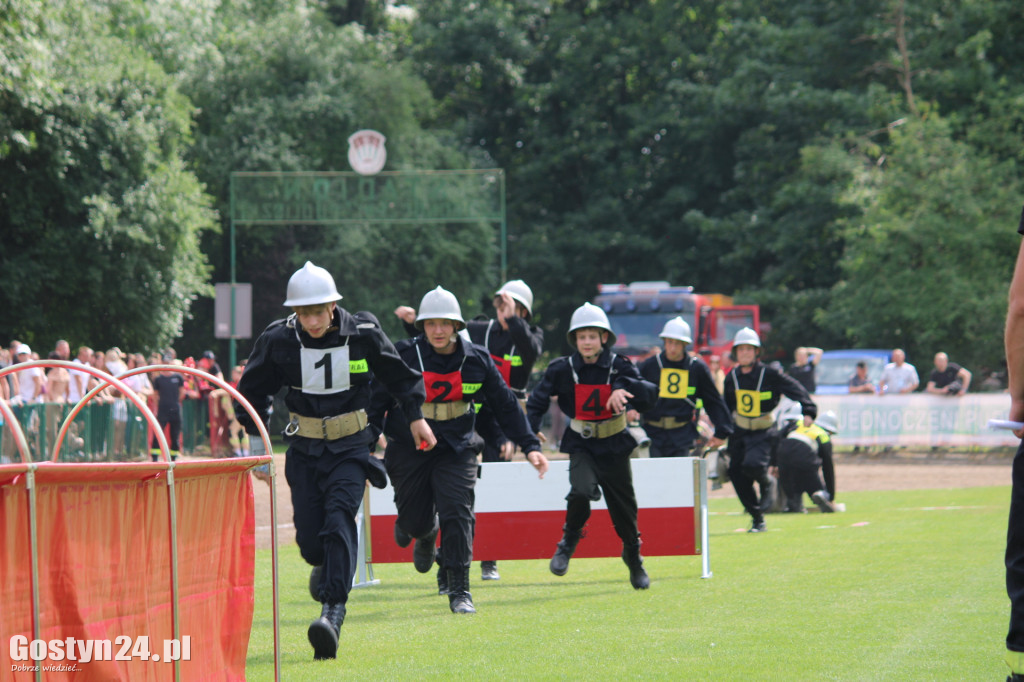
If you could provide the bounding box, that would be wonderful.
[0,361,281,681]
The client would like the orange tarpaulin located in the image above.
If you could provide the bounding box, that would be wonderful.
[0,461,255,681]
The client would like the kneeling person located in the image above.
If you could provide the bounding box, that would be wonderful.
[774,410,839,513]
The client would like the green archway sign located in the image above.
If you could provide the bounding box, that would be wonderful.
[226,169,507,366]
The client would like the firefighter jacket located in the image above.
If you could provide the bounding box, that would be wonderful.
[368,335,541,456]
[772,422,832,469]
[723,360,817,430]
[235,307,425,457]
[465,316,543,397]
[636,352,734,441]
[526,349,657,457]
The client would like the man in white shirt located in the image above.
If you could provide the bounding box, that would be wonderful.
[14,344,44,404]
[878,348,919,395]
[67,345,94,404]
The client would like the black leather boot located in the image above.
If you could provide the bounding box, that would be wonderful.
[549,525,583,576]
[757,469,778,515]
[447,567,476,614]
[307,601,346,660]
[413,519,439,573]
[308,565,322,601]
[436,559,448,595]
[622,542,650,590]
[394,520,412,548]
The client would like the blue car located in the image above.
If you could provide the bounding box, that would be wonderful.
[814,349,892,395]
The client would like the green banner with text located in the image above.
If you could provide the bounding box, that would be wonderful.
[230,170,504,225]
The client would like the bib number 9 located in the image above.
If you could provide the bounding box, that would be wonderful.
[735,389,760,417]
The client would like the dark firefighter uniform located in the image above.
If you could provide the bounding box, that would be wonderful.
[723,361,816,525]
[636,352,733,457]
[526,349,657,547]
[368,334,541,573]
[466,316,543,461]
[235,307,425,606]
[773,421,833,512]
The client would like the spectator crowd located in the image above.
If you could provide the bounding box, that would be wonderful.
[0,339,246,463]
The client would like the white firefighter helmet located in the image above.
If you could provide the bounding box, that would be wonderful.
[415,286,466,330]
[816,410,839,434]
[283,261,343,307]
[496,279,534,318]
[566,302,616,347]
[732,327,761,349]
[780,402,804,422]
[659,316,693,344]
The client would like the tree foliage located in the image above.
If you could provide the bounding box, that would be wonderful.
[3,0,1024,379]
[0,0,215,352]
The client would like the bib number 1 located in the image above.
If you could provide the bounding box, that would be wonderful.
[300,346,350,395]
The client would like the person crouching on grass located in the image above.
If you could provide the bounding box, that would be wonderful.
[369,286,548,614]
[526,303,658,589]
[235,262,436,661]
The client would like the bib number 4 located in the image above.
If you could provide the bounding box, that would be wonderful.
[574,384,613,421]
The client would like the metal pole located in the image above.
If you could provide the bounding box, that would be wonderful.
[27,464,41,682]
[229,173,237,371]
[499,170,507,283]
[167,462,181,682]
[698,458,712,579]
[269,451,282,681]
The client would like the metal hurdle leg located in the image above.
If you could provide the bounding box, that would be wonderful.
[352,487,380,589]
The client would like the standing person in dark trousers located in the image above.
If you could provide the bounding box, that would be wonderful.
[372,286,548,614]
[235,261,436,661]
[631,317,732,458]
[723,327,817,533]
[395,280,543,584]
[149,357,185,462]
[466,280,543,581]
[1004,205,1024,682]
[526,303,658,589]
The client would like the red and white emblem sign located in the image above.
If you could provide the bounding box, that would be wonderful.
[347,129,387,175]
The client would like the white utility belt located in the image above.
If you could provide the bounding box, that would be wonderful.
[732,412,774,430]
[569,412,627,439]
[285,409,368,440]
[644,415,690,430]
[421,401,472,421]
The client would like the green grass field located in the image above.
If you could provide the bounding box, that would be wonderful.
[245,485,1012,681]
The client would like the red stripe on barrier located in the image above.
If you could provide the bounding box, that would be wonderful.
[370,506,696,564]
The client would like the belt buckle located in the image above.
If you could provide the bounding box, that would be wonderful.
[321,416,332,439]
[580,422,595,439]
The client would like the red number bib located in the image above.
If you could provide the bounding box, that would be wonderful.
[491,354,512,387]
[423,371,463,402]
[574,384,612,421]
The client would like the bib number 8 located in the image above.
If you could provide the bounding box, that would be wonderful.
[659,368,689,399]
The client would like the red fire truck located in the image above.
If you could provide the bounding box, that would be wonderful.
[592,282,762,360]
